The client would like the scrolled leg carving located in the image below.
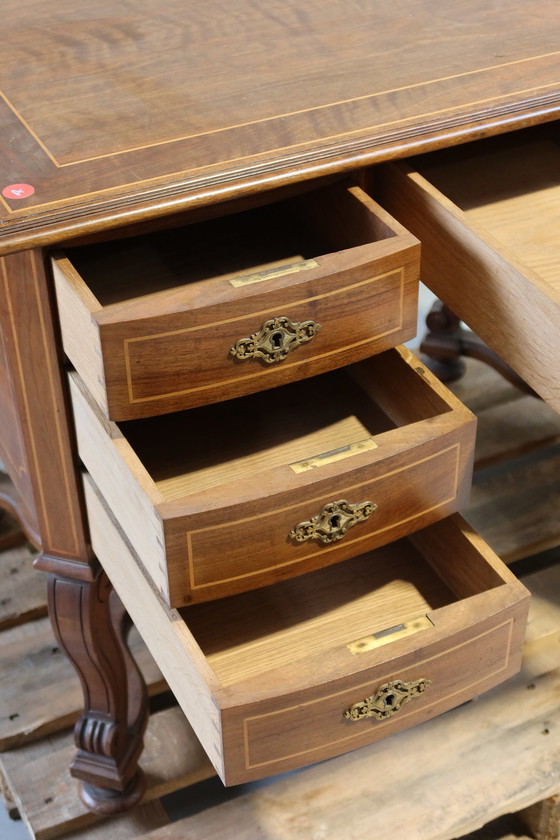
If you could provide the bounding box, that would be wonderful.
[47,568,148,814]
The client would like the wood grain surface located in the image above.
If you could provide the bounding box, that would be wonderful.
[373,127,560,411]
[71,347,476,606]
[0,0,558,251]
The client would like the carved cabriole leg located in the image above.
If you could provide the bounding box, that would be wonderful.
[48,570,147,813]
[420,300,537,394]
[0,248,148,813]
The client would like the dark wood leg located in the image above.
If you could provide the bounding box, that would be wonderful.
[48,568,147,813]
[420,300,537,395]
[0,249,148,813]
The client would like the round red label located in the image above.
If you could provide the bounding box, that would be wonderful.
[2,183,35,199]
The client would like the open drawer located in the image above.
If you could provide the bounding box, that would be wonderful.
[85,476,530,786]
[69,346,476,607]
[371,126,560,410]
[53,180,419,421]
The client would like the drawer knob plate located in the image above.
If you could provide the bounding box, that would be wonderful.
[344,678,431,722]
[230,316,321,364]
[289,499,375,545]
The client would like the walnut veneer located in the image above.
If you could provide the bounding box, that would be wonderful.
[0,0,558,815]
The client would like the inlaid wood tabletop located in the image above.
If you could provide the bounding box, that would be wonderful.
[1,0,559,252]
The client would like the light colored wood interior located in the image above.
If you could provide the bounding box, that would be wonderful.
[121,368,396,500]
[65,183,396,306]
[419,135,560,289]
[180,538,486,687]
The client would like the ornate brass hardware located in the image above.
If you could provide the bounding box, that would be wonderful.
[230,316,321,364]
[289,499,375,545]
[343,678,431,722]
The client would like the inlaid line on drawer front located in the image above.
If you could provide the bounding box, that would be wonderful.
[185,443,461,591]
[242,618,514,770]
[122,267,405,404]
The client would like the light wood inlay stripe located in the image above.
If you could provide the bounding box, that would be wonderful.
[242,618,513,769]
[186,444,461,590]
[1,253,81,555]
[123,268,405,404]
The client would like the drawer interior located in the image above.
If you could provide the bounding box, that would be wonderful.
[63,181,399,306]
[178,527,506,689]
[414,128,560,287]
[118,351,454,500]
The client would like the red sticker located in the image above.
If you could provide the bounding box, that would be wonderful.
[2,183,35,199]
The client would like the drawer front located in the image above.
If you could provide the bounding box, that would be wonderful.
[224,615,520,784]
[100,253,418,419]
[170,440,467,602]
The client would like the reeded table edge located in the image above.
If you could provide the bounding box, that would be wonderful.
[0,99,558,256]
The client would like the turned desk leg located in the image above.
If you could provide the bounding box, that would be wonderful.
[0,249,148,813]
[420,300,537,394]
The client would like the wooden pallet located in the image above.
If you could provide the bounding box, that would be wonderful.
[1,358,560,840]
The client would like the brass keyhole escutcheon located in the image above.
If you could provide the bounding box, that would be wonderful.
[289,499,376,545]
[344,678,431,722]
[230,316,321,364]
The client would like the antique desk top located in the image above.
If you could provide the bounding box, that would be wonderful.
[1,0,559,253]
[0,0,559,816]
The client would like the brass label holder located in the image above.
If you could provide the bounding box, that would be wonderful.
[290,439,377,474]
[229,259,319,287]
[347,615,433,655]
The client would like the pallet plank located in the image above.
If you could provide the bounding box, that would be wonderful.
[3,562,559,840]
[61,801,170,839]
[466,443,560,563]
[0,617,168,751]
[0,706,214,840]
[0,542,47,632]
[138,634,560,840]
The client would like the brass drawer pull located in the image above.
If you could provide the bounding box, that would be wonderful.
[289,499,375,545]
[344,678,431,721]
[230,316,321,364]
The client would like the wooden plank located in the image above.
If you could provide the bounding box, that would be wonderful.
[0,706,214,840]
[520,795,560,840]
[134,633,560,840]
[3,561,558,840]
[466,443,560,562]
[62,801,170,840]
[0,617,167,751]
[0,541,47,632]
[473,394,560,471]
[445,358,526,416]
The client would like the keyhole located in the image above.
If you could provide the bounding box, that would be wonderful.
[271,331,284,349]
[384,694,395,707]
[330,514,341,530]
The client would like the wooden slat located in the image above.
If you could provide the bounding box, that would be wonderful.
[467,443,560,563]
[3,561,558,840]
[520,794,560,840]
[0,543,46,632]
[0,617,167,751]
[134,629,560,839]
[473,394,560,470]
[61,801,170,840]
[0,706,214,840]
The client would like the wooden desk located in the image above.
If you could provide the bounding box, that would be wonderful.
[0,0,558,815]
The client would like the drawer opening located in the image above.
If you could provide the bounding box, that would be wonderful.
[118,351,455,500]
[411,131,560,290]
[62,181,399,307]
[177,526,508,690]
